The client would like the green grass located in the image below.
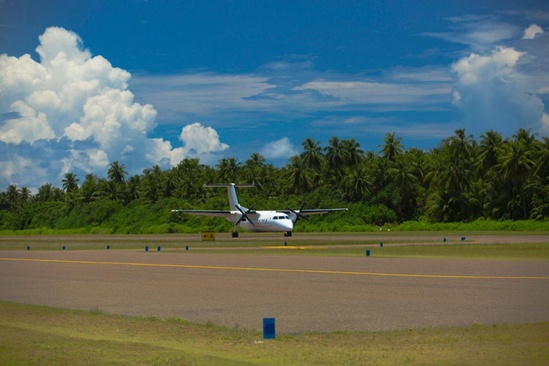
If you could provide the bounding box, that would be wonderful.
[219,243,549,260]
[1,232,548,260]
[0,301,547,366]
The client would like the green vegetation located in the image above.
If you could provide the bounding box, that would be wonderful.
[1,128,548,234]
[1,233,547,260]
[205,243,549,260]
[0,301,547,365]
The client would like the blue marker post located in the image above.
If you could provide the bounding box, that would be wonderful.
[379,242,383,247]
[263,318,276,339]
[366,250,371,257]
[443,237,447,243]
[157,246,161,251]
[461,236,466,242]
[62,245,66,250]
[185,245,189,251]
[107,245,110,250]
[26,246,30,251]
[145,246,149,252]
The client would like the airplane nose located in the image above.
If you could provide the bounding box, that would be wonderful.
[282,219,293,230]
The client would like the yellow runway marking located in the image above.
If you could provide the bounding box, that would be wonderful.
[267,246,323,250]
[1,257,548,280]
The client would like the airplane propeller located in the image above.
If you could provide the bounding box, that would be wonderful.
[287,202,311,224]
[236,205,255,226]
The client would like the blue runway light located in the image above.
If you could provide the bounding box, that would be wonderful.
[107,245,110,250]
[366,250,371,257]
[380,242,383,247]
[186,245,189,251]
[145,246,149,252]
[62,245,66,250]
[263,318,276,339]
[26,246,30,251]
[157,246,161,251]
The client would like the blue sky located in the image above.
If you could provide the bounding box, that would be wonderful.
[1,0,548,190]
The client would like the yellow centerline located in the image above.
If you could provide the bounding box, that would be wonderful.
[1,257,548,280]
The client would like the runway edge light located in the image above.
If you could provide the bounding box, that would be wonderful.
[263,318,276,339]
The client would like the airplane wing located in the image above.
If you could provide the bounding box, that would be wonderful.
[170,209,233,218]
[299,208,348,216]
[278,208,348,216]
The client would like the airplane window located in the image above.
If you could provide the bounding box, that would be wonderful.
[284,216,290,219]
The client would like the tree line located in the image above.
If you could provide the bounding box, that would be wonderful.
[1,128,548,233]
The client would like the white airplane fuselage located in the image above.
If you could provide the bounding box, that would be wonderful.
[226,210,294,233]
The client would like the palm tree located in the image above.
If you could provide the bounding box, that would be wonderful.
[286,156,313,194]
[36,183,55,202]
[530,136,549,220]
[126,175,141,201]
[62,172,79,193]
[341,163,373,202]
[498,139,535,219]
[387,156,418,220]
[325,136,345,180]
[341,138,364,168]
[447,129,475,219]
[217,158,242,183]
[514,128,537,148]
[80,174,100,203]
[244,152,266,185]
[108,161,127,185]
[174,158,205,200]
[141,165,165,202]
[301,138,324,171]
[478,130,503,218]
[379,132,403,163]
[5,184,20,210]
[107,161,128,202]
[19,187,31,202]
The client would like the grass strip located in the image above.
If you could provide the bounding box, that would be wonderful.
[0,301,547,365]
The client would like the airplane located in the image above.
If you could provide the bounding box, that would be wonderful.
[171,183,348,237]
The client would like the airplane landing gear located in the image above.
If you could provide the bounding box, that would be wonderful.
[284,231,292,237]
[232,231,239,238]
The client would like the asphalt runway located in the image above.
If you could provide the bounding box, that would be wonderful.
[1,240,548,334]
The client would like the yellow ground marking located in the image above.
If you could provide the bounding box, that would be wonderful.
[267,246,323,250]
[1,257,548,280]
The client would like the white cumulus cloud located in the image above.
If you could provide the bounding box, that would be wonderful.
[260,137,299,160]
[0,27,229,190]
[452,46,547,137]
[169,122,230,165]
[522,24,544,40]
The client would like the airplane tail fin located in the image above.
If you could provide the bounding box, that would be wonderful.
[204,183,254,211]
